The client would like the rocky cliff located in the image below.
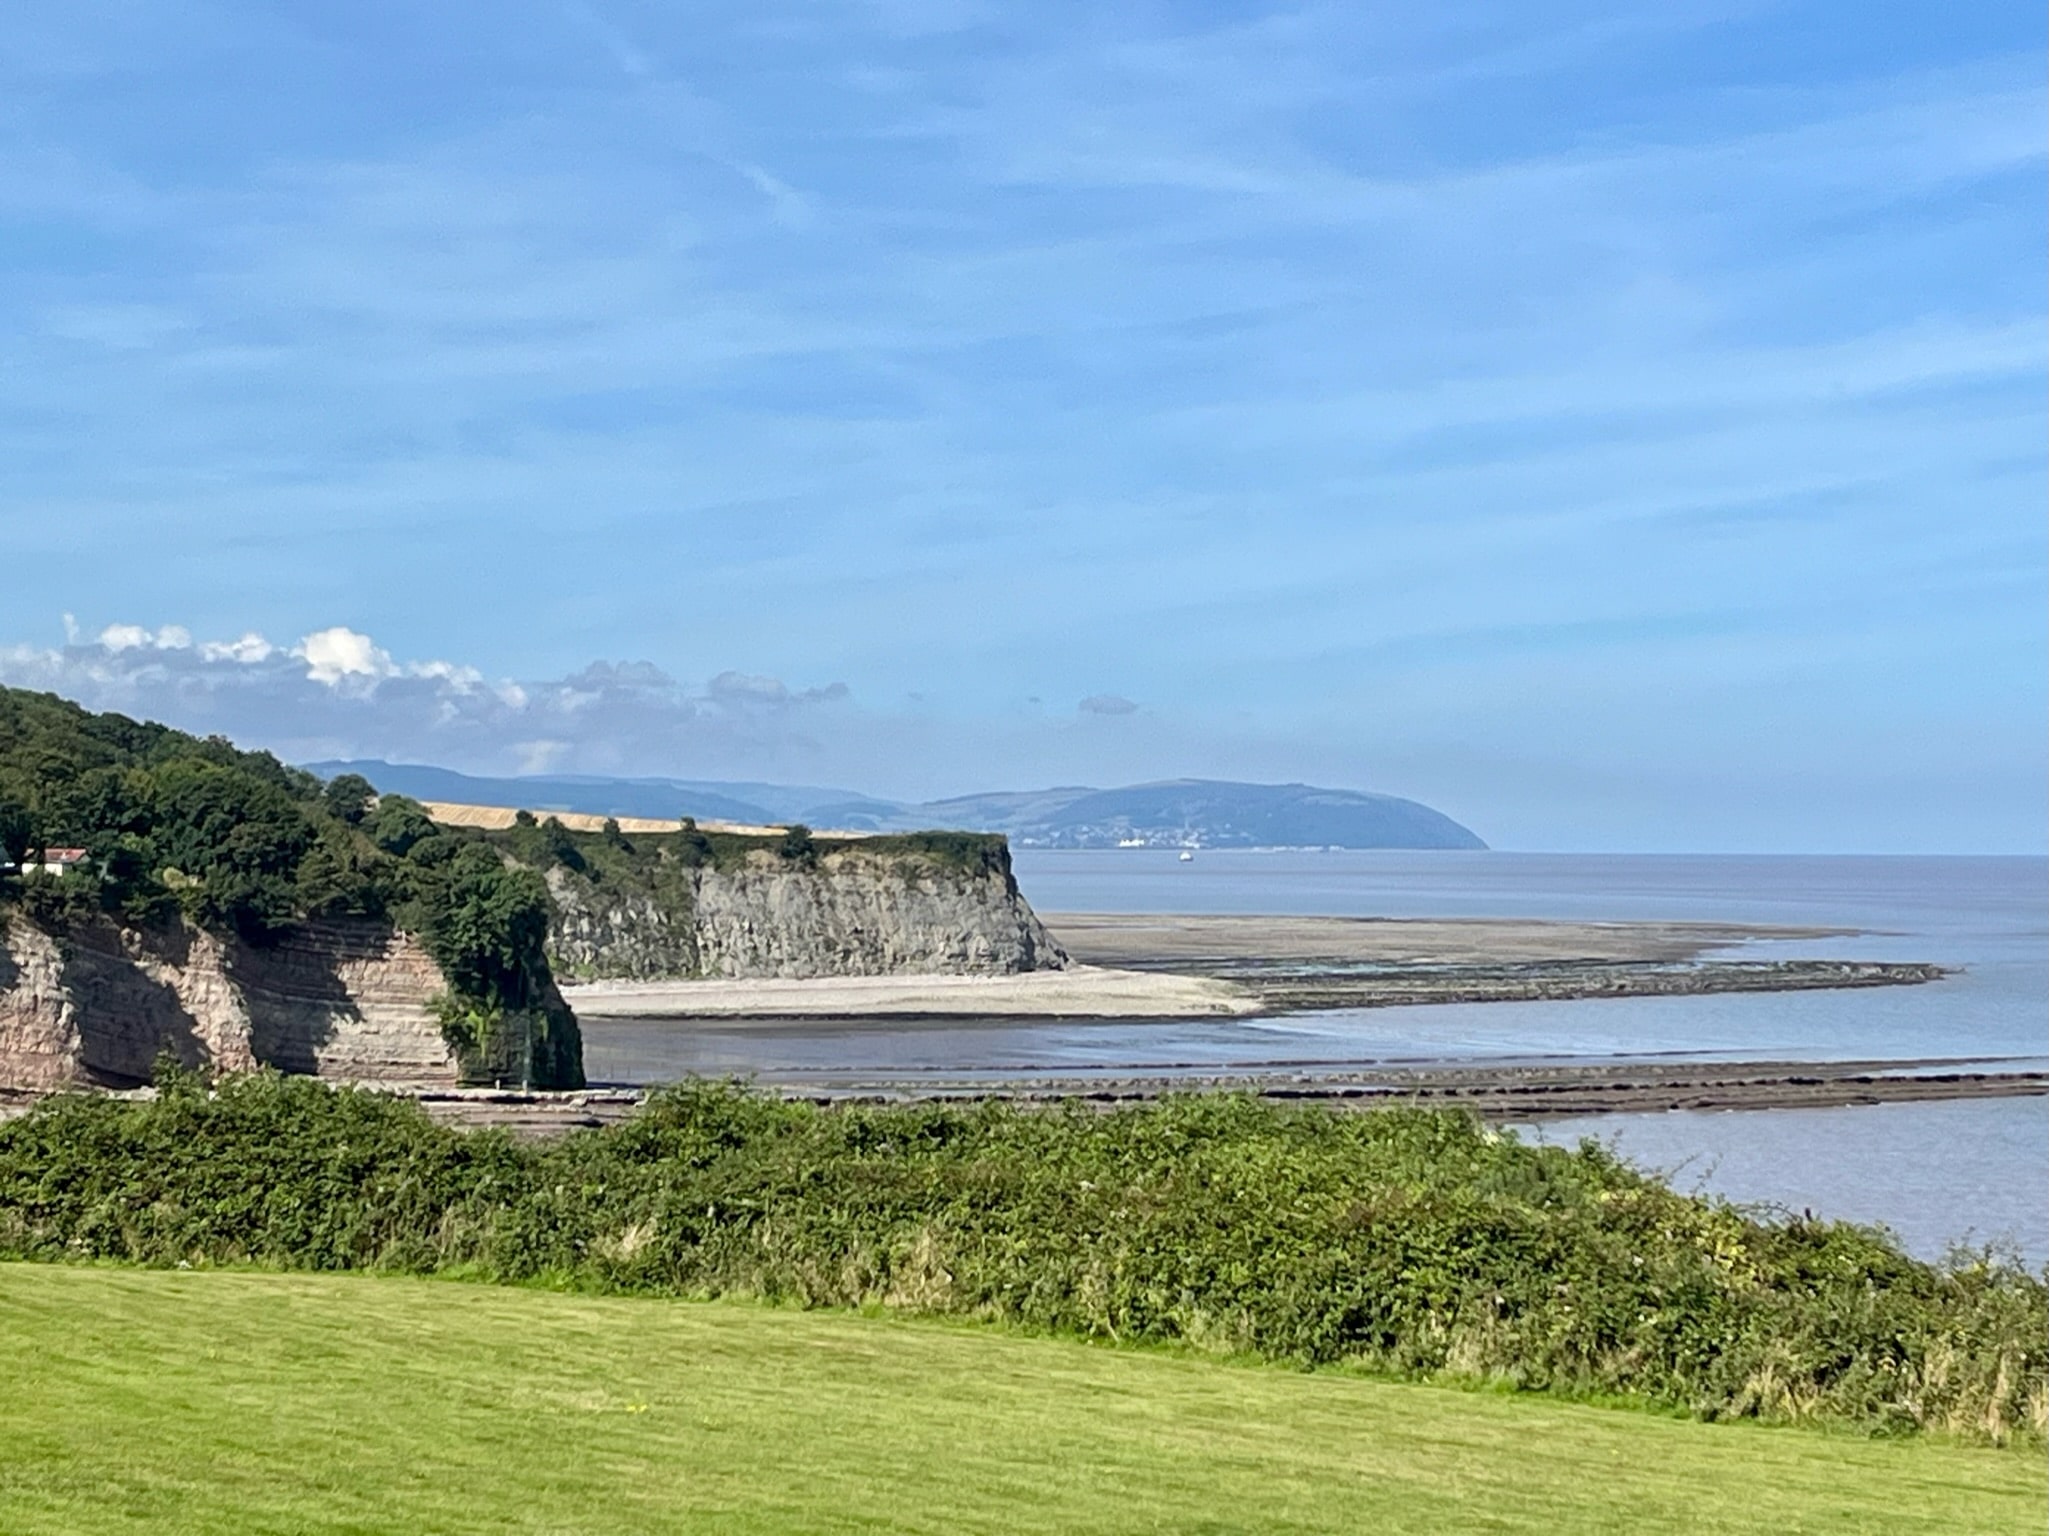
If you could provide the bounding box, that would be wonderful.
[0,912,484,1092]
[543,845,1068,981]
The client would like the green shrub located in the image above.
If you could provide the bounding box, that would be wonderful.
[1,1078,2039,1444]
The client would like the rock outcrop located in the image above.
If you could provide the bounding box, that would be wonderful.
[2,841,1056,1091]
[1,912,466,1092]
[544,846,1068,981]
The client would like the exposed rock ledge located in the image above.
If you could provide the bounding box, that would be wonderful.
[1,912,464,1092]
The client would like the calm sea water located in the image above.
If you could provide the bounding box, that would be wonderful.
[1019,851,2048,1263]
[1015,850,2048,1070]
[1521,1097,2047,1267]
[585,851,2048,1263]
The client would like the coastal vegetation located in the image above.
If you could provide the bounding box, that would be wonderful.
[490,809,1014,882]
[3,1265,2037,1535]
[0,686,579,1087]
[2,1072,2041,1445]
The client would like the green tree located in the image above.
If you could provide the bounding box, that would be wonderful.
[363,795,438,858]
[0,798,32,865]
[147,761,315,939]
[671,816,713,866]
[539,817,585,872]
[321,773,377,826]
[420,843,553,1011]
[36,764,147,849]
[296,825,392,919]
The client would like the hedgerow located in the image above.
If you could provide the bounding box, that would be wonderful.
[1,1073,2040,1443]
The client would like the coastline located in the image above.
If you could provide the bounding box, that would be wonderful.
[534,906,2019,1137]
[2,908,1995,1134]
[13,1058,2038,1138]
[394,1057,2049,1137]
[561,912,1945,1023]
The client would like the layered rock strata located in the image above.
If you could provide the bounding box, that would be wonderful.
[545,849,1068,981]
[1,913,461,1091]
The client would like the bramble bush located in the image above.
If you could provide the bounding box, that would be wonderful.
[1,1073,2040,1444]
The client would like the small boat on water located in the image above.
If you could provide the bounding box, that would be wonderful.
[1178,850,1195,862]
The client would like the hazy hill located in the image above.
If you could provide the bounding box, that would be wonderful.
[938,780,1487,850]
[312,762,1486,850]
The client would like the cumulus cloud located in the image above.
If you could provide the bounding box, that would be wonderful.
[99,622,190,652]
[294,626,394,684]
[707,670,789,704]
[709,670,851,706]
[199,632,276,664]
[0,619,853,780]
[1078,693,1139,716]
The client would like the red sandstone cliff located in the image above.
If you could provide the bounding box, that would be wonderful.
[0,913,462,1091]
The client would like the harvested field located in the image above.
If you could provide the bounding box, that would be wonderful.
[417,799,793,837]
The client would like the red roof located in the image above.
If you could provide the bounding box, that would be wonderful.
[42,849,89,862]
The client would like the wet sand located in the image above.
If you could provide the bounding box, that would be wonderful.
[562,913,1938,1024]
[1042,912,1856,967]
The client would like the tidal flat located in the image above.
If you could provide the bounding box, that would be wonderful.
[555,909,1998,1123]
[563,911,1943,1024]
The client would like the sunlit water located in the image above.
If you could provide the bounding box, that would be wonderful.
[583,851,2048,1263]
[1520,1097,2048,1266]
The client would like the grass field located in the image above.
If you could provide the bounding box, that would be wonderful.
[0,1266,2038,1534]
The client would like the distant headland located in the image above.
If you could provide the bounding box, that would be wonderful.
[308,762,1488,851]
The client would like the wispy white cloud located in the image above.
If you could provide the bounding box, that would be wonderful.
[564,2,657,79]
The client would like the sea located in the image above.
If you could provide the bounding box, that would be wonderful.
[589,851,2049,1266]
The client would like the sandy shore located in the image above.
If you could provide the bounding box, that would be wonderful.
[564,966,1255,1021]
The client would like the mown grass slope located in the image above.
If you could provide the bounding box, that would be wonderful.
[0,1265,2038,1535]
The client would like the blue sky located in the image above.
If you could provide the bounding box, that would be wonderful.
[1,1,2042,852]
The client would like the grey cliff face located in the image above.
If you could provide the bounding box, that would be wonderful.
[542,849,1068,981]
